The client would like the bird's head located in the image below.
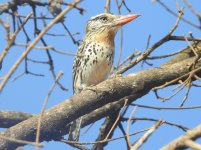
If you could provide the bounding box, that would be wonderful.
[86,13,140,34]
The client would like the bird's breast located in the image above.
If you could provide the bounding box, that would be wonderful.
[83,41,114,86]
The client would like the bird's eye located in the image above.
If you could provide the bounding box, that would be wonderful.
[100,16,108,22]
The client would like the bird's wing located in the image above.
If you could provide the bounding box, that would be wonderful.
[72,41,86,93]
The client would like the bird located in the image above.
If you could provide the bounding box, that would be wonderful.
[70,13,140,141]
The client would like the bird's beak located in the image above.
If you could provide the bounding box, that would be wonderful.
[114,14,141,26]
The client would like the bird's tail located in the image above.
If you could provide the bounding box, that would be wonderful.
[68,117,83,141]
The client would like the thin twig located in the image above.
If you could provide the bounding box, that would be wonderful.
[154,83,186,101]
[152,66,201,90]
[0,135,43,148]
[104,99,128,140]
[126,106,138,149]
[169,35,201,41]
[104,0,110,13]
[118,123,130,150]
[116,50,141,69]
[155,0,200,29]
[180,81,192,107]
[131,103,201,110]
[116,0,124,70]
[35,71,63,150]
[15,42,79,56]
[131,120,163,150]
[0,12,33,68]
[183,0,201,18]
[116,8,184,74]
[61,128,149,145]
[0,0,83,93]
[123,117,188,131]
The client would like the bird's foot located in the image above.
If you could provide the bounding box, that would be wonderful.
[84,84,98,94]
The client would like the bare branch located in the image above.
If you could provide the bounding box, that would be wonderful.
[131,120,163,150]
[116,8,184,74]
[161,124,201,150]
[0,0,83,93]
[35,71,63,150]
[0,12,33,69]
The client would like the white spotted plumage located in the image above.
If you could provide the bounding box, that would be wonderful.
[73,41,114,93]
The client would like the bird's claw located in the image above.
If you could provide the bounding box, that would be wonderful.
[84,85,98,94]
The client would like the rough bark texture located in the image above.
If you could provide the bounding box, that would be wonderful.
[0,57,200,150]
[0,111,33,128]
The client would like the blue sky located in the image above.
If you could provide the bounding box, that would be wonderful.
[0,0,201,149]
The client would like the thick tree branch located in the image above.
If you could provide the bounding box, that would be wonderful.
[0,57,200,149]
[0,111,32,128]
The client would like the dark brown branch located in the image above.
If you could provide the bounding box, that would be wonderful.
[169,36,201,41]
[91,114,118,150]
[122,117,188,132]
[118,122,130,150]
